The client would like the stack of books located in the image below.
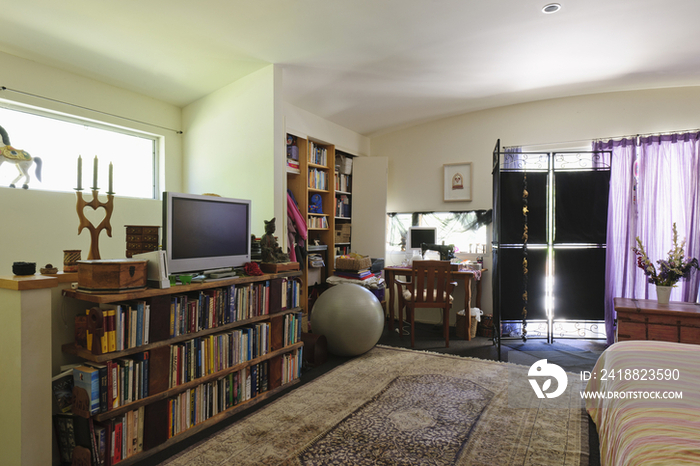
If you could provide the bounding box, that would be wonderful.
[287,135,300,173]
[333,268,374,281]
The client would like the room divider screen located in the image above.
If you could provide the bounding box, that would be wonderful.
[491,140,611,358]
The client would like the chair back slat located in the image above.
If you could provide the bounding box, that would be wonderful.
[411,260,452,305]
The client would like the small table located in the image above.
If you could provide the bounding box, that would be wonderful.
[614,297,700,344]
[384,265,485,341]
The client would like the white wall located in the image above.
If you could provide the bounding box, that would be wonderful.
[371,86,700,319]
[182,65,280,237]
[285,103,370,157]
[0,51,181,273]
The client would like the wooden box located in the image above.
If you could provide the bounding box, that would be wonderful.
[77,259,148,292]
[259,262,300,273]
[334,223,351,243]
[125,225,160,258]
[335,255,371,271]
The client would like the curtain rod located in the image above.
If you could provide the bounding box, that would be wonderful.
[505,127,700,150]
[0,86,183,135]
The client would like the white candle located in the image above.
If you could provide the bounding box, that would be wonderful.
[93,156,98,189]
[77,155,82,190]
[108,162,113,193]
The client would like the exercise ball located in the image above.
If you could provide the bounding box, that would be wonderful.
[311,284,384,357]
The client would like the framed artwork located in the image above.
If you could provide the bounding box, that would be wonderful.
[443,162,472,202]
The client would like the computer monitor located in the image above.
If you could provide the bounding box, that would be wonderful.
[407,226,437,251]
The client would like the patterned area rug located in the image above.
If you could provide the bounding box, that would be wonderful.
[162,346,589,466]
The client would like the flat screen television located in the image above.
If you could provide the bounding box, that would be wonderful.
[163,192,251,274]
[407,226,437,251]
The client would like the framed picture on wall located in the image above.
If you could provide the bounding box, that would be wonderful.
[443,162,472,202]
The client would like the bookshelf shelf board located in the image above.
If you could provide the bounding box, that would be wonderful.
[335,216,351,220]
[308,187,329,194]
[62,306,304,363]
[308,162,329,170]
[308,213,329,217]
[308,227,329,231]
[91,341,303,423]
[335,242,351,246]
[335,190,351,195]
[62,270,302,304]
[111,378,300,466]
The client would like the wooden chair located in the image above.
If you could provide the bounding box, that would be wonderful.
[395,260,457,347]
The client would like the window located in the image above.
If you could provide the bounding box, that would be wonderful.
[387,211,491,255]
[0,104,157,198]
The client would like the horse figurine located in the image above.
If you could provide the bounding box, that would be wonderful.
[0,125,42,189]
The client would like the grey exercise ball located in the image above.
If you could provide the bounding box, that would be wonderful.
[311,284,385,356]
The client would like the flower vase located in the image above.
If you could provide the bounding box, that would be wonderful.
[656,285,672,305]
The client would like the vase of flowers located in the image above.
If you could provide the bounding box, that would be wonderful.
[633,223,700,304]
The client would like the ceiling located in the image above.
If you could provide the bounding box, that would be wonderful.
[3,0,700,136]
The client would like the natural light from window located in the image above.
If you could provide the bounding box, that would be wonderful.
[0,105,156,198]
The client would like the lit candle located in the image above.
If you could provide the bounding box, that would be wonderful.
[93,156,98,189]
[77,155,82,190]
[108,162,113,193]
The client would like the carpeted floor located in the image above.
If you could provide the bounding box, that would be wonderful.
[139,321,607,465]
[160,346,591,465]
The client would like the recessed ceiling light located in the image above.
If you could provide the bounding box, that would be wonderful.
[542,3,561,14]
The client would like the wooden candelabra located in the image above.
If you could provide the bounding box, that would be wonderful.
[76,189,114,260]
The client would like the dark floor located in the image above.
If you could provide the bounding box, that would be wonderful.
[145,321,607,465]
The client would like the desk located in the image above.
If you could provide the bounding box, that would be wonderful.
[615,297,700,344]
[384,265,485,341]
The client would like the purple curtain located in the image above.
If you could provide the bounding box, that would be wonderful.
[596,133,700,344]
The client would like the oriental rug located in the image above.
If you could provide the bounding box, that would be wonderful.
[161,346,589,466]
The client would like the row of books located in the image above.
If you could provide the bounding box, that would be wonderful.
[87,301,151,354]
[335,245,351,256]
[281,348,303,385]
[168,362,269,439]
[170,281,272,338]
[169,323,270,388]
[307,215,329,229]
[54,405,145,466]
[335,194,351,218]
[73,352,150,416]
[308,167,328,190]
[283,277,302,309]
[335,172,351,192]
[309,141,327,165]
[283,311,303,347]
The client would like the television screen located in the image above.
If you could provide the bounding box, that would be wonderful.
[163,192,251,274]
[408,227,437,250]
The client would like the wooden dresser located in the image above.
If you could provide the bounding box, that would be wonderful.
[615,297,700,344]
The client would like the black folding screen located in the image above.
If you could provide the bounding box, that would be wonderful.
[554,171,610,244]
[499,172,548,245]
[492,143,611,350]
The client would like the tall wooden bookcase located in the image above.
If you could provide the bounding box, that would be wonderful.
[61,271,303,466]
[286,135,355,330]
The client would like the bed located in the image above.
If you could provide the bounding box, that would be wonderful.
[585,340,700,465]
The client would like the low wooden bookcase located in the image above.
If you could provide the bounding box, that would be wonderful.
[62,270,304,466]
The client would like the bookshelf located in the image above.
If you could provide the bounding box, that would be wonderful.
[286,135,356,329]
[60,271,303,466]
[334,150,353,258]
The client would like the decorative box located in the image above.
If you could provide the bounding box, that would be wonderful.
[125,225,160,258]
[335,255,371,271]
[77,259,147,292]
[334,223,351,243]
